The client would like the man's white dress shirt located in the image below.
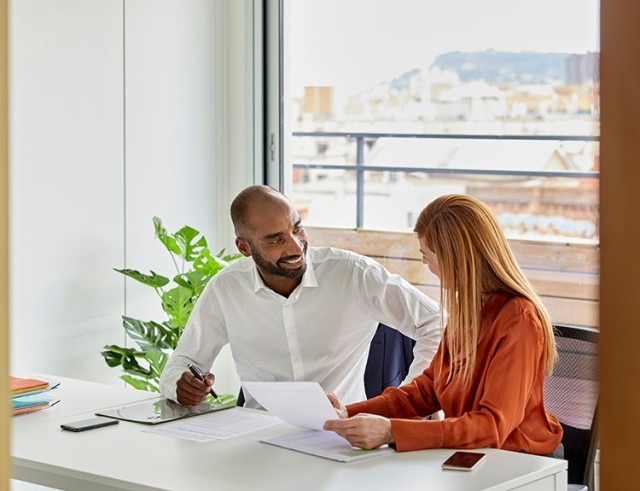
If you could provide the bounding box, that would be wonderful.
[160,247,443,408]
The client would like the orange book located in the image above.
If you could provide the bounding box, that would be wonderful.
[10,376,50,396]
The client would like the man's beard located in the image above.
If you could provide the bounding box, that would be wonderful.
[251,242,308,279]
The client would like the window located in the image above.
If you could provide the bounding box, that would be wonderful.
[271,0,600,242]
[266,0,600,327]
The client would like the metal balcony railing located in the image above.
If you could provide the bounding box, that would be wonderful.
[291,131,599,228]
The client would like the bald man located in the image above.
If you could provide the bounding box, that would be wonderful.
[160,185,443,408]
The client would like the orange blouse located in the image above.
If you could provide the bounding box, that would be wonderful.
[347,293,563,454]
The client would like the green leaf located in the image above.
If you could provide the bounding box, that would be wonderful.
[121,374,159,392]
[101,345,129,368]
[154,216,181,255]
[210,393,237,406]
[173,271,211,297]
[175,226,208,262]
[101,345,151,375]
[117,349,168,392]
[114,269,170,289]
[161,286,195,330]
[217,248,243,263]
[194,249,228,276]
[122,316,177,351]
[145,349,170,377]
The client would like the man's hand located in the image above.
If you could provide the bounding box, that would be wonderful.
[176,370,215,407]
[323,413,394,450]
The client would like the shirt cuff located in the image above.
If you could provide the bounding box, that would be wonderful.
[346,396,389,417]
[390,418,444,452]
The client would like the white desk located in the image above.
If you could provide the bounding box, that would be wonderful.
[12,376,567,491]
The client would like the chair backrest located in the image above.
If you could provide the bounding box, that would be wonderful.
[364,323,415,398]
[237,323,416,406]
[545,324,599,487]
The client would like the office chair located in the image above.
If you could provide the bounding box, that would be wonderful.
[237,323,416,406]
[545,324,599,491]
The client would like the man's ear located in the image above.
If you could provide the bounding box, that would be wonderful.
[235,237,252,257]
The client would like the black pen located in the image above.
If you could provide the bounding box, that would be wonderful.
[187,363,219,400]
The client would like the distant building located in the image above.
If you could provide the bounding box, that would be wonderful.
[302,86,334,118]
[434,80,506,120]
[566,52,599,85]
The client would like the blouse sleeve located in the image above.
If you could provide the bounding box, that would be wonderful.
[346,342,444,419]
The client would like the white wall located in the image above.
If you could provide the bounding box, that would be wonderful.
[123,0,222,343]
[9,0,256,395]
[9,0,126,383]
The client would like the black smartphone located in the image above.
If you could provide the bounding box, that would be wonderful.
[441,451,486,471]
[60,416,119,432]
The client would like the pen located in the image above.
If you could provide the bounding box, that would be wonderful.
[187,363,219,400]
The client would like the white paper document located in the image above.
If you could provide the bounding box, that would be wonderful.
[241,381,338,430]
[261,429,394,463]
[144,407,283,443]
[241,381,392,462]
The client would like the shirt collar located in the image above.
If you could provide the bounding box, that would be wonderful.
[251,252,319,293]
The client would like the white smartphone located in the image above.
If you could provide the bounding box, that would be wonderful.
[60,416,119,432]
[441,451,486,471]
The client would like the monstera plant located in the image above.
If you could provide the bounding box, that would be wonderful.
[101,217,240,400]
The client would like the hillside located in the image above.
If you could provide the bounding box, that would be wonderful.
[431,49,571,84]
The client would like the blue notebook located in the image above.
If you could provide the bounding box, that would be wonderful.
[12,394,60,415]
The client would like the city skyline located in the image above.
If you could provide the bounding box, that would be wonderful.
[288,0,600,102]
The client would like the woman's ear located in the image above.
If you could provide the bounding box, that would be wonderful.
[235,237,252,257]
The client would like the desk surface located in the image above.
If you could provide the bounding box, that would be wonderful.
[12,376,567,491]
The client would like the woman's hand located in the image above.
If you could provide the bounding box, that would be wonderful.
[326,392,348,419]
[323,413,394,450]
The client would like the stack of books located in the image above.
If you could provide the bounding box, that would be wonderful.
[11,376,60,415]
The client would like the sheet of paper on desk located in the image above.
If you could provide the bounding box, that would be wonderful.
[143,407,283,443]
[241,381,338,430]
[261,429,394,463]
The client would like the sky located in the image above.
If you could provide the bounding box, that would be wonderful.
[287,0,600,98]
